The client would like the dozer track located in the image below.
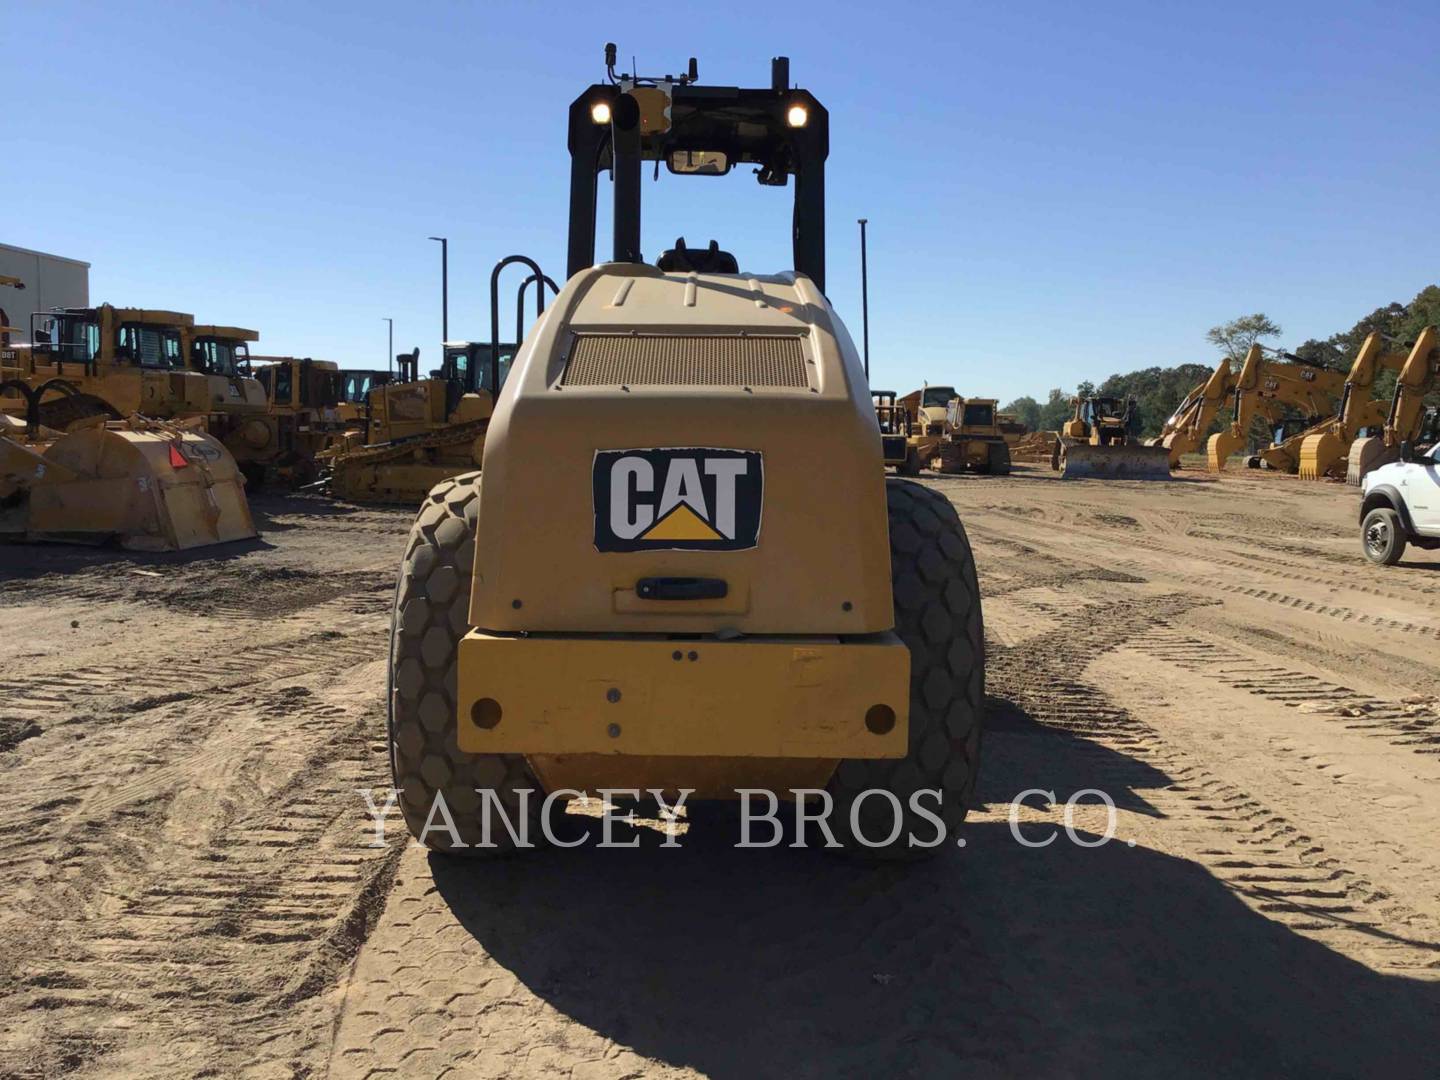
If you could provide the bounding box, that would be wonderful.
[326,419,488,503]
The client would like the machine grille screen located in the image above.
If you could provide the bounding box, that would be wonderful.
[561,334,809,387]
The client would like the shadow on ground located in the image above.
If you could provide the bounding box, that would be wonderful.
[428,705,1438,1079]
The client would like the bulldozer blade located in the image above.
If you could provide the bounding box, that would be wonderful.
[2,424,256,551]
[1059,442,1172,480]
[1346,435,1395,486]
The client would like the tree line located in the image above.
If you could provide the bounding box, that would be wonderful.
[1000,285,1440,439]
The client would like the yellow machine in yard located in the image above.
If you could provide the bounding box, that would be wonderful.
[1207,345,1346,472]
[1147,357,1232,467]
[934,397,1011,474]
[387,47,983,857]
[896,383,955,474]
[871,390,913,469]
[241,355,346,486]
[1295,332,1411,480]
[0,304,269,430]
[1053,395,1171,479]
[1346,325,1440,484]
[325,336,519,503]
[0,397,255,551]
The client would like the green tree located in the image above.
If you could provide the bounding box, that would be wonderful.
[1000,395,1042,432]
[1206,313,1282,361]
[1038,387,1073,432]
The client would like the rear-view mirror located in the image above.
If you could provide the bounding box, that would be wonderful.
[667,150,730,176]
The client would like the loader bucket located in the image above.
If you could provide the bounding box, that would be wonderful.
[1345,435,1395,486]
[1298,431,1345,480]
[1058,441,1172,480]
[3,425,256,551]
[1206,429,1245,472]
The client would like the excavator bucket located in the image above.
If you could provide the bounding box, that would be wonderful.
[1,421,256,551]
[1206,428,1246,472]
[1057,439,1172,480]
[1345,435,1395,486]
[1298,430,1346,480]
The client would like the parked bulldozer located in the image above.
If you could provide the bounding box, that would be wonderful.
[1347,325,1440,484]
[935,397,1011,474]
[325,329,521,502]
[0,386,255,551]
[1207,345,1345,471]
[240,356,347,486]
[1053,396,1170,479]
[386,46,983,858]
[1295,332,1411,480]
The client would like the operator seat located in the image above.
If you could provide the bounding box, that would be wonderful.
[656,237,738,274]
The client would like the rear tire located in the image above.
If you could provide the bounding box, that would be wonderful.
[388,472,545,855]
[825,479,983,858]
[1361,507,1407,566]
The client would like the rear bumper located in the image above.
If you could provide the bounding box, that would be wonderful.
[456,631,910,758]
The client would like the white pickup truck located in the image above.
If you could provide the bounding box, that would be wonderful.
[1359,441,1440,564]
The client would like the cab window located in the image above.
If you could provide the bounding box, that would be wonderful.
[922,387,954,408]
[119,325,182,368]
[962,403,994,427]
[273,363,292,404]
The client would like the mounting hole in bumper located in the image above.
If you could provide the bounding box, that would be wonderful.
[472,698,503,730]
[865,704,897,735]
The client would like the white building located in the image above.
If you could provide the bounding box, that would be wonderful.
[0,243,91,344]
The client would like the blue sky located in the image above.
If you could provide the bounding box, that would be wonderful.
[8,1,1438,403]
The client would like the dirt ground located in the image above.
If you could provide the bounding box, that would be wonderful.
[1,465,1438,1079]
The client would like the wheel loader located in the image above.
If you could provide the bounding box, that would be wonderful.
[388,47,983,857]
[1052,395,1171,479]
[1206,345,1345,472]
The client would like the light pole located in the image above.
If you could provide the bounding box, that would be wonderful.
[383,317,393,374]
[428,236,448,345]
[857,218,870,381]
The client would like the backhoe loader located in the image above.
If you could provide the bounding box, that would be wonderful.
[387,46,983,858]
[1295,332,1411,480]
[1347,325,1440,484]
[1206,345,1345,471]
[1053,396,1171,479]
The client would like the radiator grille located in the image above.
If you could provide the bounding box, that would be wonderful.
[561,334,809,388]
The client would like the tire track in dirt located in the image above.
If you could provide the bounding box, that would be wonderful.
[0,659,400,1079]
[1131,629,1440,753]
[986,593,1440,976]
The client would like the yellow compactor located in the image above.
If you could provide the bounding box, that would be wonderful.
[386,47,983,858]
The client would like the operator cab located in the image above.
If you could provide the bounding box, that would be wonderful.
[192,326,258,378]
